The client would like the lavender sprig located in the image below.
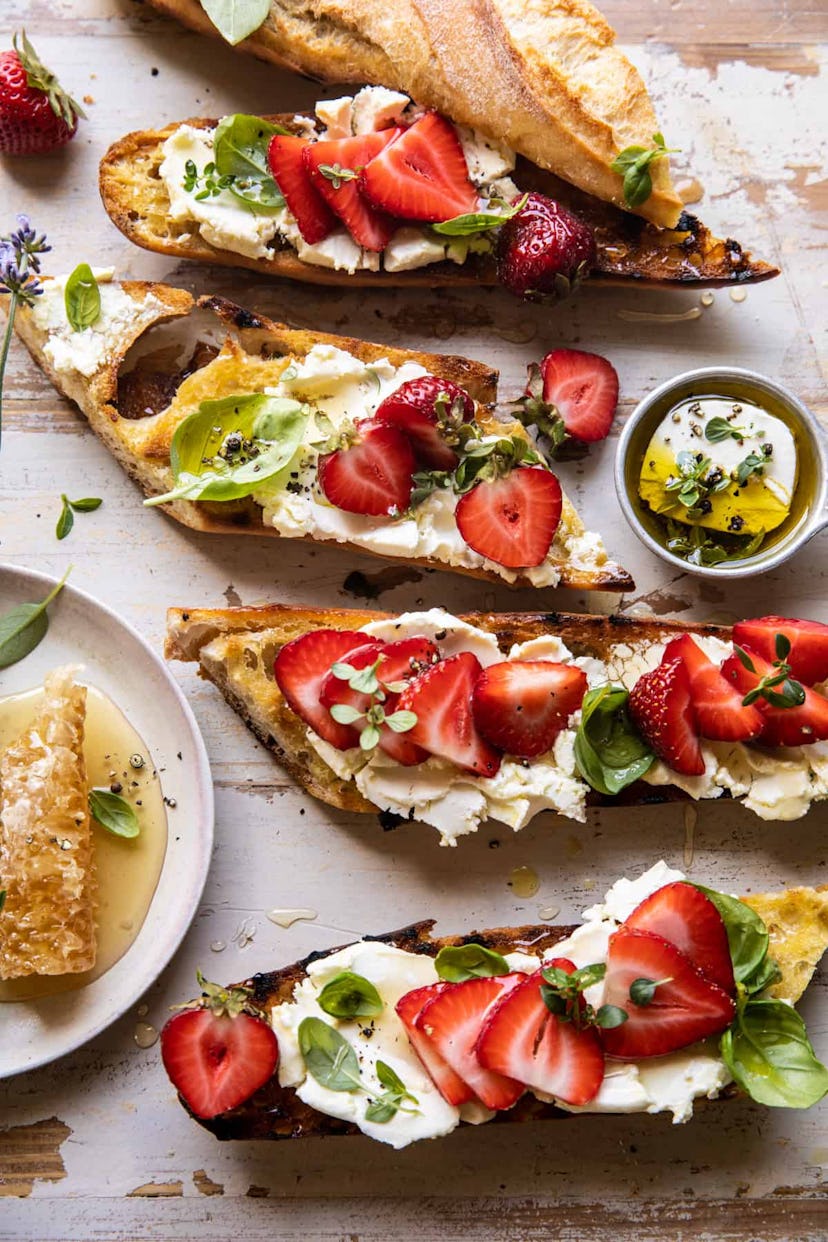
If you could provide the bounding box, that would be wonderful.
[0,215,50,450]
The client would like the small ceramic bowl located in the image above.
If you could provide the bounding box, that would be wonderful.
[615,366,828,579]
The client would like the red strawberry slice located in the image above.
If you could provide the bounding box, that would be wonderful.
[600,927,736,1059]
[455,467,562,569]
[471,660,587,758]
[625,881,735,996]
[303,130,401,251]
[273,628,370,748]
[267,133,337,244]
[161,1008,279,1120]
[539,349,619,443]
[396,984,477,1106]
[496,192,596,300]
[721,649,828,747]
[664,634,763,742]
[628,656,705,776]
[360,112,477,222]
[374,375,474,471]
[475,965,605,1106]
[398,652,502,777]
[318,422,415,516]
[414,974,525,1110]
[319,636,436,765]
[732,617,828,686]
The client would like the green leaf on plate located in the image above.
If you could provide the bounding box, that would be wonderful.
[89,788,141,839]
[0,567,70,670]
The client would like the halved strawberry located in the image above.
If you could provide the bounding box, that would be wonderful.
[414,974,525,1110]
[664,634,763,742]
[625,881,735,996]
[318,422,415,516]
[455,467,562,569]
[732,617,828,687]
[396,984,477,1106]
[475,966,604,1106]
[360,112,477,222]
[600,928,736,1060]
[471,661,587,758]
[539,349,619,443]
[161,999,279,1120]
[721,649,828,747]
[267,134,336,244]
[398,652,502,777]
[373,375,473,471]
[628,656,705,776]
[273,628,369,748]
[303,130,401,251]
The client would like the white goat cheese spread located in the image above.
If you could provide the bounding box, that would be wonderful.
[270,863,732,1146]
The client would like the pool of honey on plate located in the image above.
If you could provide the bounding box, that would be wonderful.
[0,683,168,1002]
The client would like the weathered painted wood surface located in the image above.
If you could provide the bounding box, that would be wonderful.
[0,0,825,1237]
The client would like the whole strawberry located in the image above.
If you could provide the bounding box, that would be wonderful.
[496,192,596,301]
[0,32,85,156]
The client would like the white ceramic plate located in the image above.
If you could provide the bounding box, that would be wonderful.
[0,563,214,1077]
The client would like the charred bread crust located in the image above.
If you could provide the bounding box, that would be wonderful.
[99,117,778,290]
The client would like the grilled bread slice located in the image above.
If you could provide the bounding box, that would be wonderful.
[7,278,633,593]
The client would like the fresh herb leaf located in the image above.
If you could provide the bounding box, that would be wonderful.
[734,449,769,487]
[693,886,770,990]
[434,943,510,982]
[705,415,749,444]
[610,133,680,208]
[540,961,615,1030]
[364,1060,419,1124]
[56,495,74,540]
[68,496,102,512]
[317,971,383,1020]
[64,262,101,332]
[508,362,569,455]
[318,163,358,190]
[722,999,828,1109]
[574,684,654,796]
[198,0,270,45]
[431,196,528,236]
[89,788,140,839]
[595,1004,628,1029]
[183,159,235,200]
[0,566,70,669]
[385,710,417,733]
[213,113,287,208]
[629,976,671,1006]
[375,1060,408,1095]
[298,1016,363,1092]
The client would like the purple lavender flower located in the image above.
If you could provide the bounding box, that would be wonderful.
[0,216,50,448]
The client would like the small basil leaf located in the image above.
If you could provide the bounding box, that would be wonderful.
[629,977,660,1006]
[364,1096,399,1124]
[298,1017,363,1092]
[375,1060,408,1095]
[722,999,828,1109]
[431,196,528,237]
[64,263,101,332]
[0,568,70,670]
[198,0,270,45]
[317,971,383,1020]
[213,113,287,208]
[88,788,140,839]
[434,943,510,982]
[573,684,654,796]
[56,495,74,540]
[68,496,103,512]
[693,885,770,989]
[595,1004,628,1029]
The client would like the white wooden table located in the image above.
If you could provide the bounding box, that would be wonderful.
[0,2,826,1238]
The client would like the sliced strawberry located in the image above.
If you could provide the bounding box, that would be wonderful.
[600,927,735,1059]
[267,134,337,244]
[455,467,562,569]
[373,375,473,471]
[732,617,828,686]
[318,422,415,516]
[415,974,525,1110]
[721,649,828,747]
[539,349,619,443]
[396,984,477,1106]
[398,652,502,777]
[628,656,705,776]
[273,628,369,748]
[160,1008,279,1120]
[471,661,587,758]
[625,881,735,995]
[475,966,604,1106]
[360,112,477,222]
[303,130,401,251]
[664,634,763,742]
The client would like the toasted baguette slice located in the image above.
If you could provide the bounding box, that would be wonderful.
[187,886,828,1142]
[100,114,777,290]
[7,279,633,593]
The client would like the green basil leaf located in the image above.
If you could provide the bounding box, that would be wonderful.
[145,394,309,506]
[693,885,770,990]
[434,943,510,982]
[595,1003,628,1029]
[376,1060,408,1095]
[431,195,528,237]
[0,568,70,669]
[317,971,383,1020]
[573,684,654,796]
[213,113,287,208]
[198,0,270,45]
[364,1095,399,1123]
[89,788,140,839]
[56,495,74,541]
[64,263,101,332]
[69,496,103,512]
[722,999,828,1109]
[298,1017,363,1092]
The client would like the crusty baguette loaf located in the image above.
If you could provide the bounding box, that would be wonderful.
[141,0,682,227]
[186,890,828,1141]
[165,603,739,817]
[99,115,777,290]
[8,281,633,593]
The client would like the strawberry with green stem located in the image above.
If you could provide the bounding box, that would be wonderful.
[0,32,85,156]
